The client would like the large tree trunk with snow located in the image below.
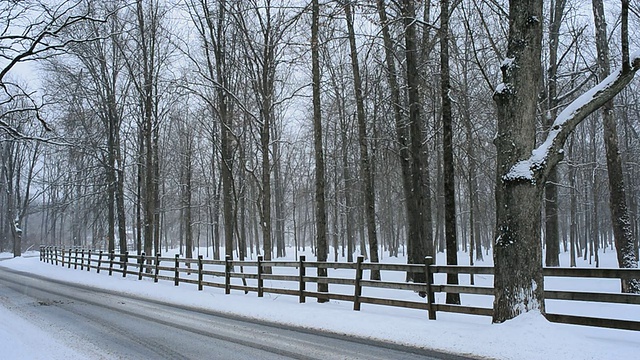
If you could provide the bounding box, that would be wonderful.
[492,0,640,322]
[492,0,546,323]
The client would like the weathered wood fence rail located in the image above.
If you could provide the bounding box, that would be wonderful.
[39,246,640,331]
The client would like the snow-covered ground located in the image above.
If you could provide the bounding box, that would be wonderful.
[0,249,638,360]
[0,304,87,360]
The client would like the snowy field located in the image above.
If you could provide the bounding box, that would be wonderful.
[0,248,638,360]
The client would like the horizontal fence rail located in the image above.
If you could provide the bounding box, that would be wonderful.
[39,246,640,331]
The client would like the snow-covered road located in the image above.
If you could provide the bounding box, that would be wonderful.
[0,266,471,360]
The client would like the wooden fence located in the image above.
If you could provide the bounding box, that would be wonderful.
[39,246,640,331]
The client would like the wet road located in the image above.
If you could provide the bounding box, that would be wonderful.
[0,267,480,360]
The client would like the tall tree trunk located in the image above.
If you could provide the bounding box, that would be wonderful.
[136,126,143,256]
[400,0,435,285]
[492,0,545,323]
[212,0,235,260]
[375,0,428,283]
[544,0,565,267]
[440,0,460,305]
[184,134,193,260]
[593,0,640,293]
[106,143,116,253]
[569,141,578,268]
[343,2,380,280]
[136,0,155,260]
[273,128,285,258]
[115,131,127,254]
[341,121,355,263]
[590,116,600,268]
[312,0,329,302]
[260,110,272,263]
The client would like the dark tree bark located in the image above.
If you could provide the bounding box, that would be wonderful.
[182,128,193,260]
[375,0,429,284]
[440,0,461,305]
[312,0,329,301]
[195,0,235,259]
[272,125,286,258]
[493,0,640,322]
[399,0,435,284]
[593,0,640,293]
[135,0,156,260]
[492,0,546,323]
[544,0,566,267]
[343,1,381,280]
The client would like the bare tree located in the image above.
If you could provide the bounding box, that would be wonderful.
[440,0,460,305]
[398,0,435,283]
[1,1,101,137]
[312,0,329,301]
[592,0,640,293]
[342,1,380,280]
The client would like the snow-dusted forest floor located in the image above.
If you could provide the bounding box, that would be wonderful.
[0,248,638,360]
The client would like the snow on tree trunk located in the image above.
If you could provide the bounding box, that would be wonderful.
[492,0,640,321]
[492,0,545,323]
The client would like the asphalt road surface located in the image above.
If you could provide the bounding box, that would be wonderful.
[0,266,481,360]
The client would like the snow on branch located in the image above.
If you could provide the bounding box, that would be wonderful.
[503,50,640,184]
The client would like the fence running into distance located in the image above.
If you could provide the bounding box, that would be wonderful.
[39,246,640,331]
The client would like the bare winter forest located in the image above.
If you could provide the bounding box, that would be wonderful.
[1,0,640,322]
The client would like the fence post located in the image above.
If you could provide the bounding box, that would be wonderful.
[257,255,264,297]
[97,251,103,273]
[154,253,160,283]
[299,255,306,303]
[123,251,129,277]
[80,249,85,270]
[109,251,114,275]
[198,255,203,291]
[174,254,180,286]
[425,256,436,320]
[354,256,364,311]
[61,247,65,267]
[139,253,145,280]
[74,249,78,269]
[68,248,72,268]
[225,255,231,294]
[53,247,58,266]
[40,246,43,262]
[87,250,92,271]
